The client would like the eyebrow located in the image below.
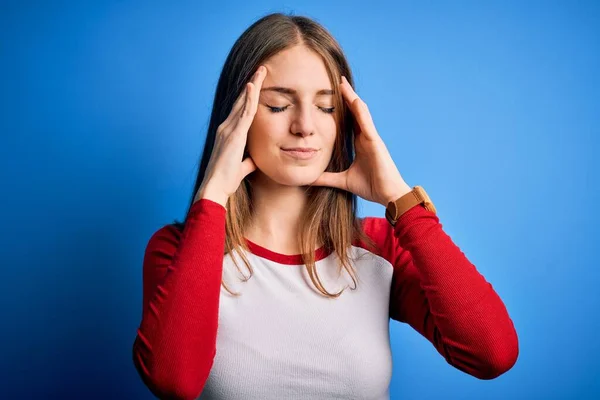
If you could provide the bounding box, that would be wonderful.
[261,86,334,96]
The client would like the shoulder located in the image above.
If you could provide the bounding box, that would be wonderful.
[139,223,186,290]
[353,216,399,262]
[144,222,184,261]
[359,216,392,242]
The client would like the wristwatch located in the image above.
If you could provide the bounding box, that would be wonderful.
[385,185,437,226]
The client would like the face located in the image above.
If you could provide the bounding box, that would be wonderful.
[246,45,338,187]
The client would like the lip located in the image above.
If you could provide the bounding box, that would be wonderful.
[281,147,318,152]
[281,148,319,160]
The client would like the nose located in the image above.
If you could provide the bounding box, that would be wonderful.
[289,105,315,137]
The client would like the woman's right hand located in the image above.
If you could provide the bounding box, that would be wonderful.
[194,65,267,206]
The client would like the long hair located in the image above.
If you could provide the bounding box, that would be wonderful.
[173,12,377,298]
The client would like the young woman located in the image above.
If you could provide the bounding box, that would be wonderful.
[132,12,519,400]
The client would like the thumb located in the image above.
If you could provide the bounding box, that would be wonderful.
[311,170,348,190]
[241,157,257,178]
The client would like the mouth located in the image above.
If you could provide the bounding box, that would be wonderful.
[281,148,319,160]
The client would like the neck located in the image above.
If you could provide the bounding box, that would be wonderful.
[244,172,314,254]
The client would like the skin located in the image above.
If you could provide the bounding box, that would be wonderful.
[244,44,412,255]
[244,45,337,254]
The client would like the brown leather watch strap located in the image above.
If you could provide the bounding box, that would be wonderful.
[385,186,436,226]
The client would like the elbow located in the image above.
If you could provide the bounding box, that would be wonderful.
[474,333,519,380]
[132,338,206,400]
[448,328,519,380]
[156,383,204,400]
[138,371,204,400]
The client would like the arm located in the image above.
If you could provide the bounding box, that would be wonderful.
[387,205,519,379]
[132,198,226,399]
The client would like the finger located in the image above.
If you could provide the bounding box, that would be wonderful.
[310,171,348,191]
[229,82,253,137]
[240,156,257,178]
[340,76,359,107]
[340,76,378,140]
[241,81,254,119]
[220,85,248,134]
[240,65,265,115]
[235,65,263,111]
[222,66,266,134]
[249,65,267,115]
[235,66,266,133]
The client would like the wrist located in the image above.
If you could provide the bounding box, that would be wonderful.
[381,183,412,206]
[195,184,229,208]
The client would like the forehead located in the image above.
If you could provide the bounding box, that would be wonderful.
[262,46,332,92]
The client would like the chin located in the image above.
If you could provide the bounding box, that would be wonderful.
[263,166,323,187]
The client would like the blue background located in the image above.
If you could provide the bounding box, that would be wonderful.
[1,1,598,399]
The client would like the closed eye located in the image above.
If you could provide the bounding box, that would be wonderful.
[267,105,335,114]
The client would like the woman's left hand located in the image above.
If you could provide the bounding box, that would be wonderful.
[311,76,412,206]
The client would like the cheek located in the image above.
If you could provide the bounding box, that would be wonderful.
[322,123,338,150]
[246,119,278,161]
[249,109,274,137]
[247,115,268,148]
[248,111,287,145]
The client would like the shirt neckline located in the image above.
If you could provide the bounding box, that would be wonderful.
[243,237,333,265]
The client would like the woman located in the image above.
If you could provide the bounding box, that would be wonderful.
[132,12,519,400]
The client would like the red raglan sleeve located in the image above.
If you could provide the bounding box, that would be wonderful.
[132,198,226,400]
[363,204,519,380]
